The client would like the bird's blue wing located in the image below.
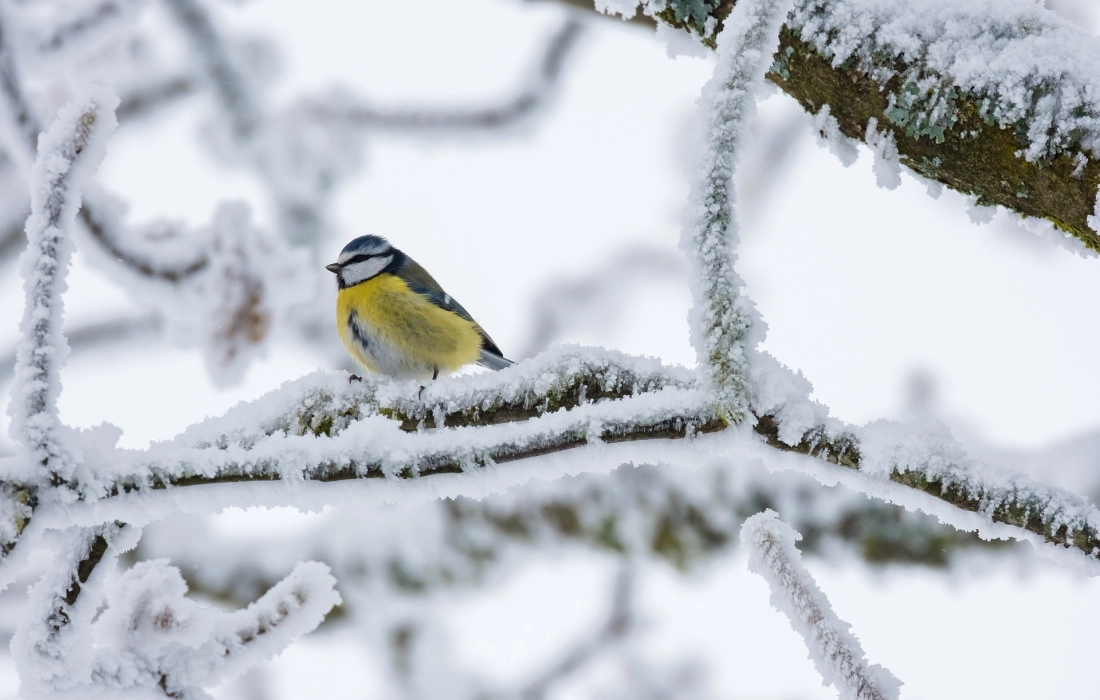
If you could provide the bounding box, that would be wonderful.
[395,259,509,361]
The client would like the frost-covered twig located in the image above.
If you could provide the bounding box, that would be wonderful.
[13,519,340,697]
[741,511,901,700]
[134,459,999,624]
[518,246,685,360]
[681,0,790,421]
[116,72,198,122]
[0,313,161,387]
[162,0,260,140]
[93,560,339,697]
[750,409,1100,564]
[313,18,584,133]
[0,7,212,283]
[12,522,132,693]
[8,88,118,485]
[581,0,1100,249]
[0,314,159,397]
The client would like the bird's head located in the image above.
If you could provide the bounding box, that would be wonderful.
[326,235,401,288]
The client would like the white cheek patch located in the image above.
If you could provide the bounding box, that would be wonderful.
[341,255,393,286]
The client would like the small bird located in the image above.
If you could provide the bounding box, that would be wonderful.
[326,235,513,381]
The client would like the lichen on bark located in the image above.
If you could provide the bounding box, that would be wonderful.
[592,0,1100,251]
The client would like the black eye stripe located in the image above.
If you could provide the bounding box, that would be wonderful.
[342,250,390,266]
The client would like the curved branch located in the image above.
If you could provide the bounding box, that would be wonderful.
[307,17,584,132]
[12,522,128,692]
[10,88,119,484]
[116,74,198,122]
[0,14,210,282]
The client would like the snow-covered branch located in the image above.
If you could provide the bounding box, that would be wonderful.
[0,345,1088,567]
[7,87,118,485]
[0,6,213,283]
[134,458,1000,629]
[681,0,790,421]
[580,0,1100,251]
[12,522,132,693]
[13,520,340,697]
[741,511,901,700]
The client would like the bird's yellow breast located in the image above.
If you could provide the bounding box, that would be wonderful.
[336,273,483,378]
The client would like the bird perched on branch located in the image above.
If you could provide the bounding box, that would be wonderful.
[326,235,513,381]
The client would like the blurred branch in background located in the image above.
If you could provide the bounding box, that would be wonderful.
[305,18,584,133]
[518,245,686,360]
[517,563,635,699]
[131,460,1007,624]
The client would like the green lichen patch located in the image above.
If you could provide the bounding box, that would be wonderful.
[645,1,1100,250]
[771,28,1100,251]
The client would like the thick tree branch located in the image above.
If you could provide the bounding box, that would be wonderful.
[0,348,1083,565]
[566,0,1100,250]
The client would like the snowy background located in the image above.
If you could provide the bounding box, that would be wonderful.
[2,0,1100,697]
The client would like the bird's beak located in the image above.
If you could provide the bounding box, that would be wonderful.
[325,263,342,274]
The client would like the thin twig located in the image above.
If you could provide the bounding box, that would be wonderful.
[0,313,162,387]
[311,18,584,132]
[520,564,634,699]
[742,511,900,700]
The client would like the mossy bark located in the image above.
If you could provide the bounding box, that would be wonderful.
[587,2,1100,250]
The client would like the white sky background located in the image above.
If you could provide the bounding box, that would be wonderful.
[2,0,1100,698]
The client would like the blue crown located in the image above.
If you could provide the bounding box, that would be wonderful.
[338,235,392,261]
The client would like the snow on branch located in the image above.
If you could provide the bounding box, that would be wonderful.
[0,7,211,283]
[580,0,1100,250]
[7,87,118,485]
[0,344,1090,569]
[136,460,1000,623]
[750,397,1100,567]
[741,510,901,700]
[91,560,340,697]
[12,522,133,693]
[13,519,340,697]
[681,0,791,421]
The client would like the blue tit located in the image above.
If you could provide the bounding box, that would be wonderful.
[325,235,513,380]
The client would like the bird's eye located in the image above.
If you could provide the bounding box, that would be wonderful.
[343,254,371,265]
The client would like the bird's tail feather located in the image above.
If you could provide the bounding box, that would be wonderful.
[477,349,514,371]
